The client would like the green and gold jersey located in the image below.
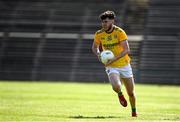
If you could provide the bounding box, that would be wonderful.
[94,25,130,67]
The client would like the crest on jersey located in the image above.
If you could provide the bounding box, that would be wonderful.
[114,34,117,39]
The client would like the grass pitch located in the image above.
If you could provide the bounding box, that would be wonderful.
[0,81,180,122]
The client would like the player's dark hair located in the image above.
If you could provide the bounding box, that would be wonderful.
[99,10,116,20]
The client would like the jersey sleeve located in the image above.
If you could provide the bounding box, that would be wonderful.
[118,29,128,42]
[94,32,101,45]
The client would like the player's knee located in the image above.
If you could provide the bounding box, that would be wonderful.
[128,92,135,97]
[112,84,120,93]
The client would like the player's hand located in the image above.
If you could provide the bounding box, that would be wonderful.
[97,53,101,62]
[104,57,117,67]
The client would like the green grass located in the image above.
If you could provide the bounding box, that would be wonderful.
[0,81,180,122]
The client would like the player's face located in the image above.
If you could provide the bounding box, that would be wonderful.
[101,18,114,31]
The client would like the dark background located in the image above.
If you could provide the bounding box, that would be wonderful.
[0,0,180,84]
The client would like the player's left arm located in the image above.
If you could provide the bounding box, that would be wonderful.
[105,40,130,66]
[117,39,131,59]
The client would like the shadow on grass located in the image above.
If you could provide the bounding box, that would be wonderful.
[69,115,122,119]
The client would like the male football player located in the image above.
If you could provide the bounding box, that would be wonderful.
[92,10,137,117]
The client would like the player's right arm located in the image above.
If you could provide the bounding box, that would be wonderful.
[92,41,101,61]
[92,32,101,61]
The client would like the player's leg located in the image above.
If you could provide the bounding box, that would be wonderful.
[106,68,127,107]
[108,73,127,107]
[108,73,121,93]
[121,77,137,117]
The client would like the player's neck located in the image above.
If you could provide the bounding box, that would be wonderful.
[105,25,114,34]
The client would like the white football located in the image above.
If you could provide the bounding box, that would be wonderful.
[100,50,115,64]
